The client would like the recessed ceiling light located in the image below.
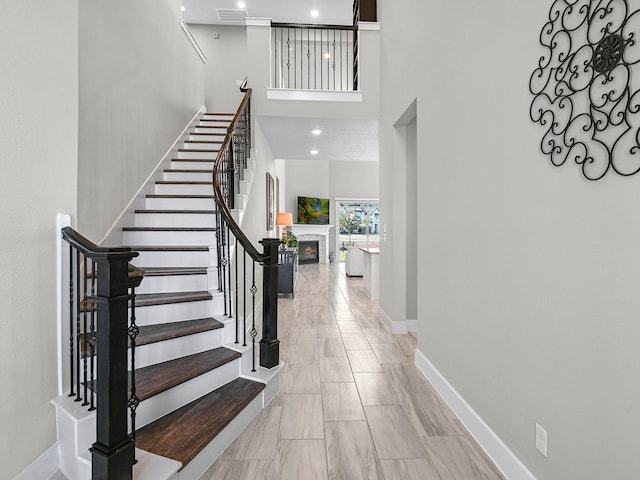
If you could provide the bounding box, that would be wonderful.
[310,149,319,155]
[181,5,186,11]
[312,129,322,136]
[311,9,319,18]
[323,52,331,59]
[237,1,246,8]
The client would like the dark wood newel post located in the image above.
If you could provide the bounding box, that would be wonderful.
[259,238,281,368]
[90,248,137,480]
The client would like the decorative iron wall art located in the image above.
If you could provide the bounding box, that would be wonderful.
[530,0,640,180]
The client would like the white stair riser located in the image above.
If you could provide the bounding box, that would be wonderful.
[235,195,247,210]
[123,230,215,246]
[198,120,230,127]
[194,127,226,134]
[239,180,249,196]
[55,403,93,480]
[134,250,213,268]
[135,297,224,326]
[170,160,214,170]
[164,171,212,182]
[155,184,212,195]
[135,358,240,429]
[134,213,217,228]
[146,197,215,210]
[190,134,224,142]
[134,328,225,369]
[137,273,209,295]
[182,144,220,152]
[177,151,218,160]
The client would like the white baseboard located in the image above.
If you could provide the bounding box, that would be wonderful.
[414,349,536,480]
[14,443,60,480]
[406,319,418,332]
[99,106,207,247]
[377,306,413,334]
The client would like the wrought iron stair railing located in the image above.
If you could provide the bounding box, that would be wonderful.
[213,84,280,371]
[61,226,142,480]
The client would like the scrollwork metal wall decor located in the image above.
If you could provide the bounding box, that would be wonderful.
[529,0,640,180]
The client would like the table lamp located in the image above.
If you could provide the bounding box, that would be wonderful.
[276,212,293,249]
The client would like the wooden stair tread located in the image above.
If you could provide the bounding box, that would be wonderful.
[135,347,242,401]
[184,140,224,144]
[135,378,265,466]
[171,159,214,163]
[136,290,212,307]
[190,132,225,136]
[142,267,208,276]
[204,112,234,115]
[176,150,219,154]
[123,227,216,232]
[164,169,213,173]
[137,318,223,346]
[134,210,217,214]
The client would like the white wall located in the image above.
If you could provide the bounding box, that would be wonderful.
[78,0,205,241]
[189,24,248,113]
[285,159,379,253]
[0,1,78,477]
[379,1,640,478]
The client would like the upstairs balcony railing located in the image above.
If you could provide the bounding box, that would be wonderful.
[271,23,358,91]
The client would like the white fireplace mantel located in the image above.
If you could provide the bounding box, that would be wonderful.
[289,224,334,263]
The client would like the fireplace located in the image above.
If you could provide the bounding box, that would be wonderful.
[298,240,320,264]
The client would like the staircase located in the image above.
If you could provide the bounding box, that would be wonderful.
[53,110,281,480]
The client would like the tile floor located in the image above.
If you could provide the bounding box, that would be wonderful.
[203,262,505,480]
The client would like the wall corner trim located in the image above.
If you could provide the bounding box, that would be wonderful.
[14,442,60,480]
[378,306,408,333]
[414,349,537,480]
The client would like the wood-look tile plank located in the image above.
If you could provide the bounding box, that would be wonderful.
[380,459,441,480]
[316,324,341,338]
[320,356,354,383]
[347,349,383,372]
[275,439,328,480]
[321,383,366,421]
[283,364,321,394]
[363,328,396,344]
[354,372,398,406]
[290,328,318,344]
[364,406,426,459]
[457,435,506,480]
[203,459,275,480]
[382,363,434,394]
[395,333,417,356]
[317,337,347,357]
[325,422,382,480]
[288,343,319,365]
[399,391,465,437]
[279,394,324,439]
[337,321,363,334]
[422,436,501,480]
[222,406,282,459]
[371,342,409,364]
[341,333,371,350]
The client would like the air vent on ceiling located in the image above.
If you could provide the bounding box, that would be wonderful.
[216,8,248,24]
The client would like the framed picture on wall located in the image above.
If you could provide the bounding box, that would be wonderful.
[266,172,275,230]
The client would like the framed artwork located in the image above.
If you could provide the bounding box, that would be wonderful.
[266,172,275,230]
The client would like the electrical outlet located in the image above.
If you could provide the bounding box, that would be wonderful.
[535,423,548,458]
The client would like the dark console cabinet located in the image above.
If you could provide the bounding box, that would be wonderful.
[278,249,298,297]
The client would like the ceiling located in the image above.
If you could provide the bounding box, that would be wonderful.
[182,0,353,26]
[258,116,378,162]
[182,0,377,163]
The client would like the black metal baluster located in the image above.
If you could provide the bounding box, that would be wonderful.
[68,244,75,397]
[243,249,247,347]
[333,30,336,90]
[234,232,239,344]
[327,30,330,90]
[82,255,89,406]
[320,29,323,90]
[221,218,228,316]
[314,29,317,90]
[294,27,297,88]
[216,209,223,292]
[227,223,233,318]
[250,260,257,372]
[89,260,96,411]
[75,249,81,402]
[340,30,344,90]
[286,28,291,88]
[307,29,311,90]
[128,287,140,456]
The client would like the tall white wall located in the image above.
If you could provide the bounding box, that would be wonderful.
[189,24,248,113]
[78,0,205,241]
[285,159,379,253]
[379,1,640,478]
[0,1,78,477]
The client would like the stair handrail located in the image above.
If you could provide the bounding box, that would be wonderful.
[212,87,267,264]
[212,85,281,371]
[60,225,140,479]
